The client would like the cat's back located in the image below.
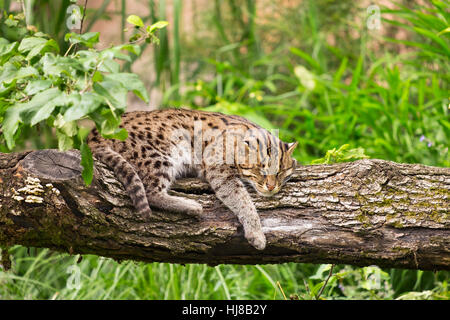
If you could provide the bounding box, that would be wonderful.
[120,108,258,130]
[88,108,267,152]
[116,109,264,143]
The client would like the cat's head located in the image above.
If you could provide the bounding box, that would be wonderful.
[237,138,298,197]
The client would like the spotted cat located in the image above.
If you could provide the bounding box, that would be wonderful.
[87,108,298,250]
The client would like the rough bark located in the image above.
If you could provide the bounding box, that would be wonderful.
[0,150,448,270]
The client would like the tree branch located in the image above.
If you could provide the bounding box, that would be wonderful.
[0,150,448,270]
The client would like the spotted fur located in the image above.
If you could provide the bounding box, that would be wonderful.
[87,108,298,250]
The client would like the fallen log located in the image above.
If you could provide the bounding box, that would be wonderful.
[0,150,448,270]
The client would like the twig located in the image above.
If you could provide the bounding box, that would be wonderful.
[316,264,335,299]
[64,42,76,57]
[74,0,89,53]
[79,0,88,35]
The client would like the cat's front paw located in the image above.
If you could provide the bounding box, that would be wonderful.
[246,231,266,250]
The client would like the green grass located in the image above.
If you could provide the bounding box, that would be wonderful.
[163,1,449,167]
[0,247,448,300]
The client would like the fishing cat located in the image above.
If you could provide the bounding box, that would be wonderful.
[87,108,298,250]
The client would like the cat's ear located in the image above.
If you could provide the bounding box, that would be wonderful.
[287,141,298,155]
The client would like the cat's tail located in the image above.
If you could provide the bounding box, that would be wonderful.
[92,147,152,219]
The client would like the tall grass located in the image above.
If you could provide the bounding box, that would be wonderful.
[164,0,449,167]
[1,246,448,300]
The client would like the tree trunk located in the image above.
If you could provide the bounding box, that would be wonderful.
[0,150,448,270]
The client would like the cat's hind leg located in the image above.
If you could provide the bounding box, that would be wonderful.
[142,175,203,216]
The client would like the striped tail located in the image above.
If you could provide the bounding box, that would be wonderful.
[93,147,151,219]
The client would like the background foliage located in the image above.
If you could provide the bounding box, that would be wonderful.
[0,0,449,300]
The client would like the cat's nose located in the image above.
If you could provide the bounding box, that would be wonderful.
[266,184,275,191]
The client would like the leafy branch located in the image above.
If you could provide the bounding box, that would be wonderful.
[0,13,166,184]
[126,15,168,44]
[311,144,369,165]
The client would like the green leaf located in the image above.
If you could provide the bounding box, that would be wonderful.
[18,37,59,60]
[0,41,18,64]
[147,21,169,33]
[54,113,77,137]
[56,129,73,151]
[339,147,369,161]
[2,106,20,149]
[100,44,141,63]
[16,66,39,79]
[104,73,149,102]
[0,63,38,85]
[28,39,59,60]
[100,115,120,135]
[0,81,15,96]
[93,80,128,110]
[65,32,100,48]
[18,37,47,53]
[0,38,10,46]
[92,71,103,82]
[76,50,100,71]
[40,54,64,76]
[99,58,120,73]
[80,143,94,185]
[100,47,131,62]
[0,63,18,84]
[33,32,50,38]
[53,113,69,129]
[64,92,104,122]
[412,26,450,57]
[24,80,52,96]
[40,53,81,77]
[102,127,128,140]
[127,15,144,28]
[2,88,62,148]
[290,47,322,73]
[77,126,91,142]
[117,44,141,56]
[437,27,450,36]
[310,264,333,280]
[90,108,122,137]
[29,102,58,126]
[22,88,63,125]
[41,39,60,54]
[311,144,369,164]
